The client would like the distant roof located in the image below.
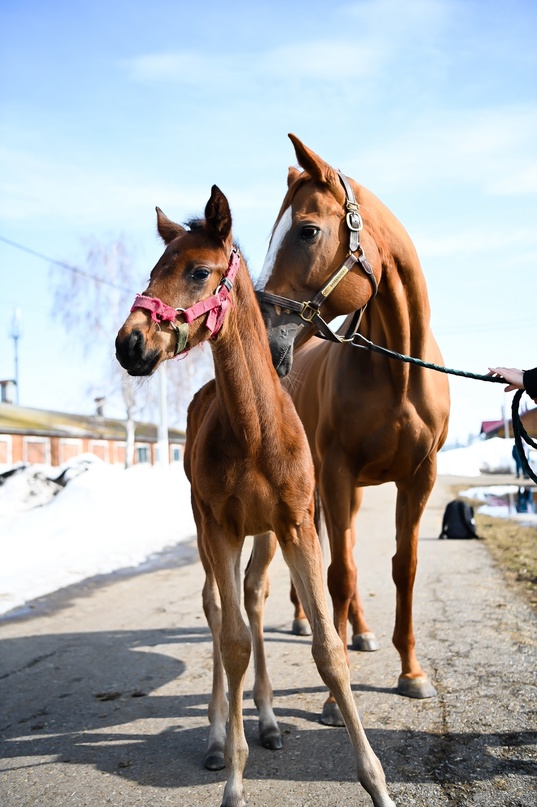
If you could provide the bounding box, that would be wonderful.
[0,403,185,443]
[480,419,504,435]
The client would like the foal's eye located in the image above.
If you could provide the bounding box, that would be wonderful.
[191,267,210,282]
[300,225,319,240]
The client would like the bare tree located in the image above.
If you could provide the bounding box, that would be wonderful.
[49,234,214,462]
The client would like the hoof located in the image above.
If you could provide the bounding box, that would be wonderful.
[352,631,380,651]
[320,701,346,727]
[292,618,311,636]
[204,748,225,770]
[397,674,437,699]
[261,730,283,750]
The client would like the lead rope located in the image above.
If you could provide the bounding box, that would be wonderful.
[351,332,537,484]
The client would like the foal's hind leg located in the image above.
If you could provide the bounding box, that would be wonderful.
[278,519,395,807]
[243,532,282,750]
[290,578,311,635]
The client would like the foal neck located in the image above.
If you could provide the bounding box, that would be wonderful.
[210,255,284,447]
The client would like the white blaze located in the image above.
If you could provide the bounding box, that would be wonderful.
[255,206,292,291]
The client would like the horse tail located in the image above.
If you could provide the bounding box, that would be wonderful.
[313,487,329,561]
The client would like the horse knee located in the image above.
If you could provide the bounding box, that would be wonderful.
[222,625,251,676]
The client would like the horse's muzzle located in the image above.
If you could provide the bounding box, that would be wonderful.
[266,324,301,378]
[115,328,161,377]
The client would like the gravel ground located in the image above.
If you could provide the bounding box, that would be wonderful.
[0,474,535,807]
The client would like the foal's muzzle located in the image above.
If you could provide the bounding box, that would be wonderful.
[115,328,161,377]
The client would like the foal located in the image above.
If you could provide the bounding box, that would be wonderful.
[115,186,394,807]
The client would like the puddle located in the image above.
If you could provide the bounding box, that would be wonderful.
[460,485,537,527]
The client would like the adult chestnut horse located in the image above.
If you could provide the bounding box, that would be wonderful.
[115,186,394,807]
[257,135,450,726]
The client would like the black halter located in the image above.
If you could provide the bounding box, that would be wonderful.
[257,171,378,343]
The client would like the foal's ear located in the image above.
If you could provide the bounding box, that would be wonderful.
[287,166,301,187]
[156,207,185,245]
[205,185,232,243]
[288,133,340,191]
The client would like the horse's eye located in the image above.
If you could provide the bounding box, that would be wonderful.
[300,225,319,240]
[191,268,210,282]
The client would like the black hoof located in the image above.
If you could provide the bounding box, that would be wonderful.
[204,749,225,770]
[261,731,283,750]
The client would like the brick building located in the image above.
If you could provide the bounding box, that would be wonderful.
[0,402,185,467]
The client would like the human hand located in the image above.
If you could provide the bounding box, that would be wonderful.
[487,367,525,392]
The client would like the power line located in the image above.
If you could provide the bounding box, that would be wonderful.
[0,234,136,294]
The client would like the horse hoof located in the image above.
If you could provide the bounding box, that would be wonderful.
[292,618,311,636]
[204,749,226,770]
[352,631,380,651]
[261,730,283,750]
[320,702,346,727]
[397,674,437,699]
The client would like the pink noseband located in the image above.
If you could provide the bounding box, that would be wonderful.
[130,248,240,355]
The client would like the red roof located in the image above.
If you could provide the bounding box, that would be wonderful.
[480,419,504,434]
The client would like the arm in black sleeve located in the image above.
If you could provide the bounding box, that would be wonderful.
[523,367,537,401]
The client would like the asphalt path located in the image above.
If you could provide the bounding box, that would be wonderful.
[1,474,535,807]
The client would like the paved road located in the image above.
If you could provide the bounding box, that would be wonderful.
[1,475,535,807]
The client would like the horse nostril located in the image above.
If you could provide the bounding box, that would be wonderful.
[116,328,143,365]
[115,328,161,376]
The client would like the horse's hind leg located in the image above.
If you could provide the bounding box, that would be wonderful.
[320,475,378,724]
[279,520,395,807]
[393,460,437,699]
[290,578,311,635]
[244,532,282,750]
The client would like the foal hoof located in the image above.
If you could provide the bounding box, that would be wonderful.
[292,618,311,636]
[352,631,380,652]
[397,674,437,699]
[261,729,283,751]
[204,748,226,771]
[320,701,345,727]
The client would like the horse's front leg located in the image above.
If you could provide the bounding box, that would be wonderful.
[243,532,282,750]
[278,517,395,807]
[393,460,437,699]
[197,516,229,770]
[200,561,228,770]
[206,527,251,807]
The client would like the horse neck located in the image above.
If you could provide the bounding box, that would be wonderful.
[211,257,284,446]
[361,197,432,359]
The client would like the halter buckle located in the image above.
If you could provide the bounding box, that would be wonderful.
[300,302,320,323]
[346,210,363,232]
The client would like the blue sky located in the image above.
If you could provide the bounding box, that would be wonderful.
[1,0,536,443]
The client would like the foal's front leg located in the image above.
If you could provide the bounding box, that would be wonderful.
[207,528,252,807]
[199,540,228,770]
[243,532,282,750]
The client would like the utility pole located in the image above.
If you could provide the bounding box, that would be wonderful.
[158,362,169,467]
[9,308,21,405]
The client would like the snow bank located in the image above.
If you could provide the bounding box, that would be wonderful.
[437,437,517,477]
[0,457,196,615]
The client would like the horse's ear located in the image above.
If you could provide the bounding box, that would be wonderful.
[288,133,340,190]
[287,166,301,188]
[156,207,185,245]
[205,185,232,243]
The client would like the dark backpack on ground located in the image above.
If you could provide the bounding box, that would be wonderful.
[439,499,479,539]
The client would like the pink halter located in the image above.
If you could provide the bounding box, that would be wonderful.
[131,248,240,353]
